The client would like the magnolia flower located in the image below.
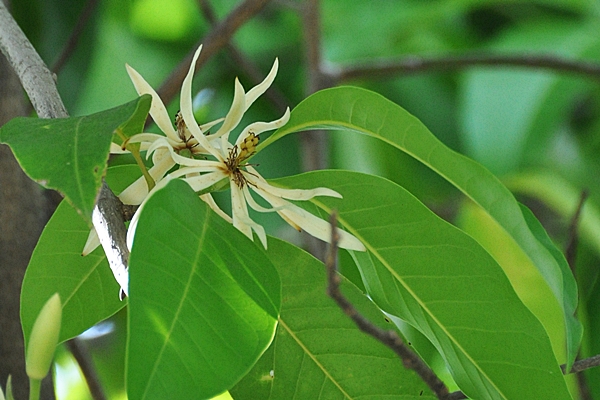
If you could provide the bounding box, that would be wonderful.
[87,45,365,255]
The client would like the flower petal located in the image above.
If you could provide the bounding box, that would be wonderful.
[235,108,291,146]
[200,193,232,223]
[82,228,100,256]
[244,58,278,109]
[181,170,227,192]
[245,166,342,200]
[180,46,223,160]
[242,185,285,213]
[119,151,176,205]
[255,189,365,251]
[231,183,267,248]
[213,78,247,142]
[126,64,179,142]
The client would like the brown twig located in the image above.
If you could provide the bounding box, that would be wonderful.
[561,354,600,374]
[65,339,107,400]
[326,212,451,399]
[565,189,588,271]
[156,0,271,107]
[197,0,289,114]
[328,54,600,83]
[51,0,99,75]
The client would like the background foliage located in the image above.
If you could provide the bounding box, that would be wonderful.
[4,0,600,398]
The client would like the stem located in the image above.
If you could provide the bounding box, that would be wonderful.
[28,379,40,400]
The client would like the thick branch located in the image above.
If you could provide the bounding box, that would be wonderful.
[0,2,67,119]
[326,213,451,399]
[329,53,600,83]
[0,3,129,298]
[156,0,271,105]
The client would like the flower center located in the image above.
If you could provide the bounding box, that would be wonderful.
[174,111,201,156]
[225,132,259,188]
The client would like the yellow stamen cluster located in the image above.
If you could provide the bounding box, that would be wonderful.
[225,132,259,188]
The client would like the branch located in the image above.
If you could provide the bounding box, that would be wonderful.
[0,2,67,119]
[562,354,600,374]
[326,212,452,399]
[197,0,289,114]
[51,0,99,75]
[156,0,271,106]
[65,339,107,400]
[328,53,600,83]
[0,3,129,298]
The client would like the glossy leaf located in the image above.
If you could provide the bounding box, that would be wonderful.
[0,95,151,223]
[20,200,124,346]
[260,86,580,368]
[232,237,435,399]
[271,170,571,400]
[127,180,280,400]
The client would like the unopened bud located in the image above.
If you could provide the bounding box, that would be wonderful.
[26,293,62,380]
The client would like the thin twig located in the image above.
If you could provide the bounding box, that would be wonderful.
[328,54,600,83]
[197,0,289,114]
[51,0,99,75]
[565,189,588,271]
[326,212,451,399]
[65,339,107,400]
[561,354,600,374]
[156,0,271,107]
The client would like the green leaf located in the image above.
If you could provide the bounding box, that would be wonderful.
[127,180,280,399]
[232,237,435,399]
[519,203,583,371]
[20,200,125,346]
[271,170,571,400]
[261,86,581,371]
[0,95,151,223]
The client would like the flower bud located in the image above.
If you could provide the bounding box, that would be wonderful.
[26,293,62,380]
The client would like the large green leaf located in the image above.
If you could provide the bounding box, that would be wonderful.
[232,237,435,399]
[260,85,580,369]
[127,180,280,399]
[271,170,571,400]
[0,95,150,223]
[20,200,124,346]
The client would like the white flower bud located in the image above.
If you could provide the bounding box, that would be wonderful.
[26,293,62,380]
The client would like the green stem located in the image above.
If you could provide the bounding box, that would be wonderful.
[28,378,40,400]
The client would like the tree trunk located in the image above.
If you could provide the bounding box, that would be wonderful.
[0,35,56,400]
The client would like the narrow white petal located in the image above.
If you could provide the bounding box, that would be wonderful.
[200,193,232,223]
[242,185,284,213]
[244,58,278,110]
[245,166,342,200]
[235,108,290,146]
[119,153,175,204]
[110,142,129,154]
[126,208,141,251]
[231,184,253,240]
[199,117,224,134]
[82,228,100,256]
[180,46,222,160]
[230,184,267,247]
[181,170,227,192]
[213,78,246,141]
[126,64,179,142]
[256,189,365,251]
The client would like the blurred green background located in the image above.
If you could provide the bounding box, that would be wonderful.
[10,0,600,398]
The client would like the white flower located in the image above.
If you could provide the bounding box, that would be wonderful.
[86,45,365,255]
